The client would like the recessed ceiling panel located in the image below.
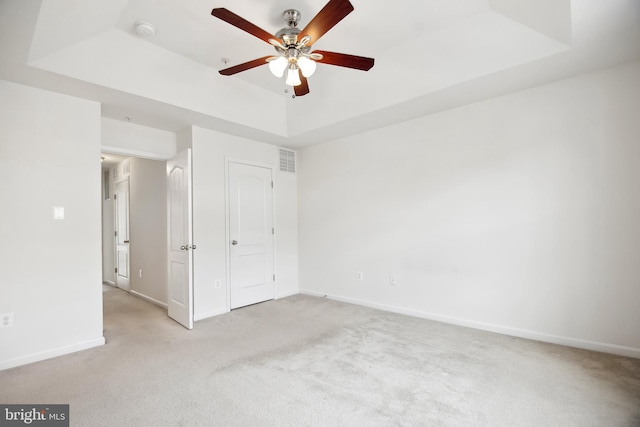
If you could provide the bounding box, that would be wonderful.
[2,0,638,147]
[287,10,570,136]
[29,0,129,62]
[489,0,572,44]
[30,29,288,136]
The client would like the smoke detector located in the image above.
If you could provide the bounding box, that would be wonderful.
[135,21,157,38]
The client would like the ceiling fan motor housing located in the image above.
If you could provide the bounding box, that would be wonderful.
[276,27,301,46]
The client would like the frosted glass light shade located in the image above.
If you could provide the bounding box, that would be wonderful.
[268,56,288,78]
[286,67,302,86]
[297,56,316,77]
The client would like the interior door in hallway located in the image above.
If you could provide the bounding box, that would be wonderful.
[114,178,130,292]
[228,162,275,309]
[167,149,193,329]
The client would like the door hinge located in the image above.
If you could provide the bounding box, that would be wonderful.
[114,231,117,237]
[115,267,118,273]
[273,274,276,281]
[271,181,274,188]
[114,194,117,200]
[272,227,274,235]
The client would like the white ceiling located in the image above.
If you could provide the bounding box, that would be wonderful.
[0,0,639,148]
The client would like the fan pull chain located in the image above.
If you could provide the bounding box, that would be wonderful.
[283,85,296,99]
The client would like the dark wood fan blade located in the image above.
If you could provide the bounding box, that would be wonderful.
[295,74,310,97]
[300,0,354,45]
[211,8,274,44]
[219,56,272,76]
[312,50,374,71]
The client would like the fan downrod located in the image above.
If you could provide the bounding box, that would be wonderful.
[276,10,302,46]
[282,9,301,27]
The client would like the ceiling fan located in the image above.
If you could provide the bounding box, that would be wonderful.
[211,0,375,97]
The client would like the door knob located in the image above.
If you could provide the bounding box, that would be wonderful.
[123,240,130,243]
[180,245,187,251]
[231,240,238,246]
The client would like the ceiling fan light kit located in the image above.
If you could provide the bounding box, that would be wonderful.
[211,0,374,97]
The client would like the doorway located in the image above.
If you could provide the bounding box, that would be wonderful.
[101,153,129,287]
[100,154,169,310]
[114,177,130,291]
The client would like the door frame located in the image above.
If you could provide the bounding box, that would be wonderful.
[224,158,276,311]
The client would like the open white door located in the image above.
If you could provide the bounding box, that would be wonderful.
[167,149,193,329]
[228,162,275,309]
[114,178,130,292]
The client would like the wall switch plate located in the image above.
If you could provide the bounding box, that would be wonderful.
[0,312,14,328]
[390,276,397,286]
[139,269,143,278]
[357,272,364,281]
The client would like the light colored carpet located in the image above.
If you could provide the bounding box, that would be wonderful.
[1,285,639,426]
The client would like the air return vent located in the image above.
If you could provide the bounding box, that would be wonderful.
[279,148,296,174]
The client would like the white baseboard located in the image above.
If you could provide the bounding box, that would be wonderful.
[276,289,299,299]
[194,308,228,321]
[299,289,640,359]
[130,290,168,309]
[103,281,115,286]
[0,337,105,371]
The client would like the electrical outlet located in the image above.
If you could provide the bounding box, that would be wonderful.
[390,276,397,286]
[0,312,14,328]
[215,279,221,289]
[357,272,364,281]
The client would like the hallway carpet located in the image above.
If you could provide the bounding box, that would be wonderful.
[1,285,639,426]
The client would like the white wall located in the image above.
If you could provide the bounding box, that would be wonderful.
[101,118,176,160]
[128,157,168,306]
[298,61,640,358]
[186,127,299,320]
[0,80,104,370]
